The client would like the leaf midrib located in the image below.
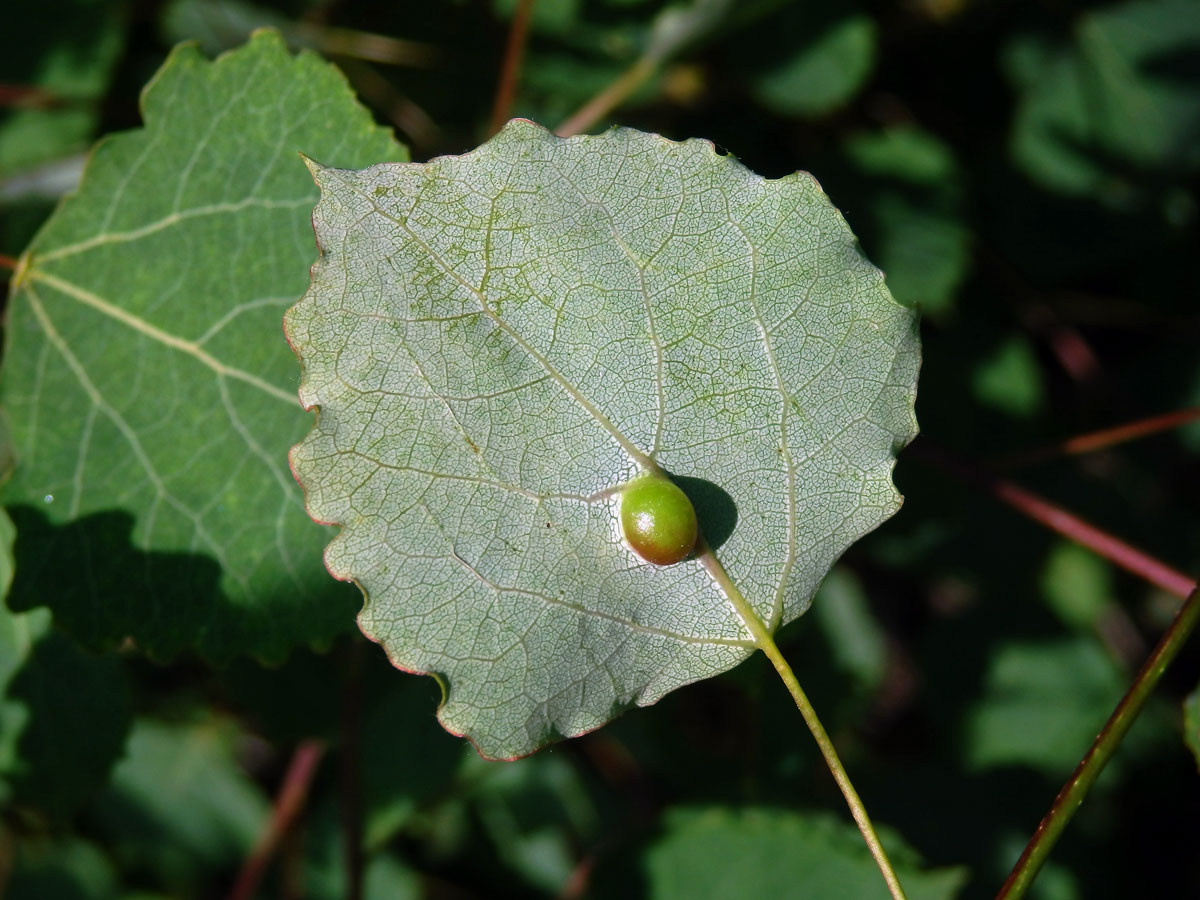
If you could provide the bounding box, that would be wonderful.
[27,269,295,405]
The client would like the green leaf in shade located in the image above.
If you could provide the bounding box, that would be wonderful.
[743,8,876,118]
[1184,682,1200,770]
[1,31,406,662]
[965,637,1124,772]
[1040,541,1114,631]
[299,811,424,900]
[0,0,125,178]
[160,0,293,56]
[0,510,41,806]
[1,499,126,824]
[510,0,734,127]
[360,854,423,900]
[287,120,920,758]
[360,674,468,850]
[811,566,887,693]
[88,718,268,893]
[1008,0,1200,200]
[2,624,132,821]
[463,751,599,893]
[993,834,1081,900]
[638,807,966,900]
[839,127,969,317]
[5,837,119,900]
[493,0,583,36]
[970,334,1045,419]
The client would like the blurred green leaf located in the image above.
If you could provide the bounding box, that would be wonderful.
[971,335,1045,418]
[88,718,268,894]
[361,674,468,850]
[6,837,119,900]
[965,637,1124,772]
[298,806,424,900]
[811,566,887,692]
[466,752,599,893]
[361,854,423,900]
[1009,0,1200,202]
[994,834,1082,900]
[638,806,967,899]
[1,31,405,662]
[645,0,735,65]
[1183,682,1200,770]
[0,506,14,595]
[493,0,583,36]
[0,0,125,178]
[160,0,292,55]
[0,506,45,806]
[1,506,123,822]
[839,127,969,316]
[513,0,733,126]
[1040,541,1114,631]
[3,625,132,820]
[740,6,876,118]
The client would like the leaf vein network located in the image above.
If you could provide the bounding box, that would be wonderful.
[446,550,752,647]
[23,285,243,589]
[29,270,296,405]
[326,167,655,473]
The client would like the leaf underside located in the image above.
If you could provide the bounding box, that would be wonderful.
[287,120,920,758]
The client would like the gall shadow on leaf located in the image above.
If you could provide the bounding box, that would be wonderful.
[672,476,737,552]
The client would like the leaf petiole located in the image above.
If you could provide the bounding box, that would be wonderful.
[697,539,909,900]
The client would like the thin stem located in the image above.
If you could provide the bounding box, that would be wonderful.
[0,254,18,271]
[913,441,1196,599]
[996,407,1200,468]
[991,479,1195,598]
[228,740,326,900]
[697,540,908,900]
[489,0,536,136]
[0,84,58,108]
[336,58,439,151]
[295,25,437,68]
[995,586,1200,900]
[762,629,909,900]
[555,57,657,137]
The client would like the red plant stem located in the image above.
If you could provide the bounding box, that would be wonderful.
[488,0,536,136]
[914,441,1196,599]
[0,254,18,271]
[228,740,326,900]
[1043,324,1100,383]
[0,84,57,108]
[995,585,1200,899]
[998,407,1200,467]
[990,479,1195,598]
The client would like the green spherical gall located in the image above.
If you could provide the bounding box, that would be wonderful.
[619,473,698,566]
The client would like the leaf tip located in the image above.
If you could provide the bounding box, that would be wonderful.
[299,154,323,179]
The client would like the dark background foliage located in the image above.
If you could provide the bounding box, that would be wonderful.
[2,1,1199,898]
